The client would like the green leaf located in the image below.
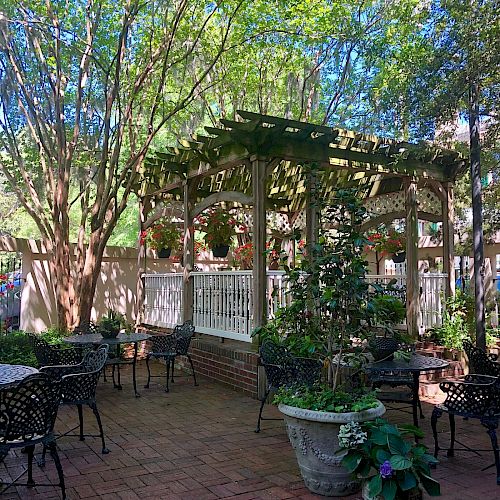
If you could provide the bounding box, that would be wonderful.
[389,455,412,470]
[400,471,417,491]
[388,435,411,456]
[371,429,388,446]
[368,475,382,498]
[381,479,397,500]
[421,453,439,465]
[420,472,441,496]
[398,423,424,439]
[375,449,391,464]
[342,452,363,473]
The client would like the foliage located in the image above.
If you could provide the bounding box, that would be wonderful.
[98,310,123,336]
[274,384,379,414]
[428,291,474,349]
[140,220,181,252]
[340,418,440,499]
[196,207,245,248]
[370,295,407,328]
[233,242,253,269]
[0,331,37,367]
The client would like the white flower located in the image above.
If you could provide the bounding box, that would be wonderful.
[338,422,367,449]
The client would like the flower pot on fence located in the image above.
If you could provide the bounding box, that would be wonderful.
[158,248,172,258]
[278,402,386,497]
[392,251,406,263]
[211,244,230,258]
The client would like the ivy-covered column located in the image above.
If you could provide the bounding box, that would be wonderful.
[135,196,150,327]
[442,182,455,299]
[182,180,195,323]
[405,178,420,339]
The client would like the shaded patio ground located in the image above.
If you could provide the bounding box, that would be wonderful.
[1,363,499,500]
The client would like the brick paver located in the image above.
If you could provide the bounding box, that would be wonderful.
[1,363,498,499]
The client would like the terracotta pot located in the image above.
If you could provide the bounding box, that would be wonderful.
[212,244,230,258]
[158,247,172,258]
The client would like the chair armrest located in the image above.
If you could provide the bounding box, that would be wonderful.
[40,363,85,379]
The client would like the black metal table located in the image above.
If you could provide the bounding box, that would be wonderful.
[63,333,150,397]
[365,353,449,426]
[0,364,39,388]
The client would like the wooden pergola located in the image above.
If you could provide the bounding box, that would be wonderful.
[136,111,466,339]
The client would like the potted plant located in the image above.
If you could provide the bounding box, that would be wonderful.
[339,418,440,499]
[140,218,181,258]
[258,189,387,496]
[367,227,406,263]
[196,207,245,257]
[233,242,253,269]
[98,309,122,339]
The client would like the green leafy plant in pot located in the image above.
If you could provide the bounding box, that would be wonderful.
[261,187,387,497]
[98,310,122,339]
[339,418,440,499]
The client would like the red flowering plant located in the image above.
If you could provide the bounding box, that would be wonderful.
[366,228,405,256]
[140,219,181,252]
[195,207,246,248]
[0,273,15,298]
[232,240,283,270]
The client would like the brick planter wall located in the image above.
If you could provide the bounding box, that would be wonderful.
[175,338,259,398]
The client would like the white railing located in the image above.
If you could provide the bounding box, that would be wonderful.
[143,271,448,341]
[193,271,253,342]
[143,273,183,328]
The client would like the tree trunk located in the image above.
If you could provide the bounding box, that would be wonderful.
[469,81,486,349]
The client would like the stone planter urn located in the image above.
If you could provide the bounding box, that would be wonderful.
[278,401,386,497]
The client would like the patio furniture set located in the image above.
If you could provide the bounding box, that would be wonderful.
[257,339,500,486]
[0,321,197,498]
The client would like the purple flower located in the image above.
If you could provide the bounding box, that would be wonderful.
[379,460,393,479]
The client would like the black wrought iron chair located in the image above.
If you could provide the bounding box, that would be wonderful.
[171,321,198,387]
[144,332,178,392]
[431,374,500,485]
[463,340,500,376]
[40,344,110,462]
[29,334,85,367]
[255,339,323,433]
[72,321,99,335]
[0,373,66,498]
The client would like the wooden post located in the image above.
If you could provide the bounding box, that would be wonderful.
[135,196,150,327]
[251,155,267,336]
[442,182,455,300]
[182,180,195,323]
[305,166,319,263]
[405,178,419,339]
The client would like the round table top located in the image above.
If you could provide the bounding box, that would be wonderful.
[365,353,449,373]
[63,332,150,346]
[0,364,39,387]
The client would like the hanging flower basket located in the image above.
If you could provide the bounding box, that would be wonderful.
[212,244,230,258]
[158,248,172,259]
[392,251,406,263]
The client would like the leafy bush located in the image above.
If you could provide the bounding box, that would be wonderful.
[0,331,37,367]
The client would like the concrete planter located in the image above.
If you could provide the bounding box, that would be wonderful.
[278,401,386,497]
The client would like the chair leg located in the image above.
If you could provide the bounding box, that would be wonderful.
[144,355,151,388]
[481,417,500,485]
[26,445,35,487]
[48,441,66,499]
[187,354,198,386]
[447,413,456,457]
[431,407,442,458]
[171,358,175,382]
[90,403,109,454]
[77,404,85,441]
[418,397,425,419]
[255,389,271,433]
[165,359,170,392]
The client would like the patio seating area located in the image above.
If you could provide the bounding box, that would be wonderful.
[1,363,498,500]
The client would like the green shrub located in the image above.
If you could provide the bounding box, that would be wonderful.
[0,331,37,367]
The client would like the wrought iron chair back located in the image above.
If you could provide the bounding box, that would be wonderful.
[0,373,61,444]
[463,340,500,377]
[29,334,85,366]
[149,332,177,354]
[255,339,323,432]
[173,320,195,355]
[73,321,99,335]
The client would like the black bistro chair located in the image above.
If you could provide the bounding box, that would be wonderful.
[431,373,500,485]
[0,373,66,498]
[144,321,197,392]
[255,339,323,433]
[40,344,110,461]
[463,340,500,377]
[30,334,85,367]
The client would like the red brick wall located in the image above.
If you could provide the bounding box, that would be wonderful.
[176,338,259,398]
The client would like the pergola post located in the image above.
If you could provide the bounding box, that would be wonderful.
[135,196,150,327]
[251,155,268,337]
[306,165,319,262]
[405,178,420,339]
[442,182,455,299]
[182,180,195,323]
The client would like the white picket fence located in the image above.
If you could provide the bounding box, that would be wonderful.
[142,271,448,342]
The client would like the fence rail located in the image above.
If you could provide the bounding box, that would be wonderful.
[143,271,448,342]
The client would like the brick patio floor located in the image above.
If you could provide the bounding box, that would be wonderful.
[1,363,499,500]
